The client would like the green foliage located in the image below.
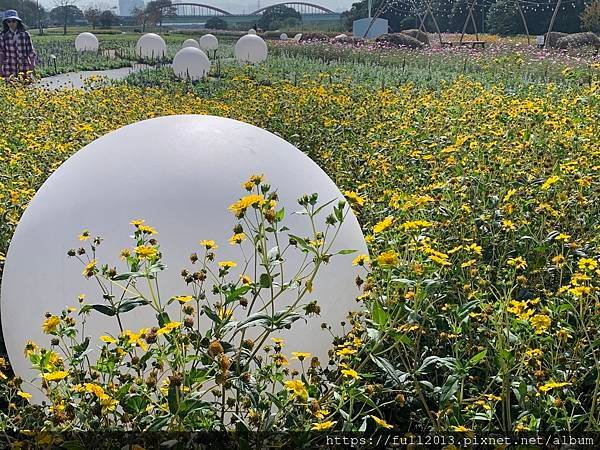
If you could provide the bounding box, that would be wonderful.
[205,16,228,30]
[258,5,301,31]
[486,0,523,36]
[581,0,600,32]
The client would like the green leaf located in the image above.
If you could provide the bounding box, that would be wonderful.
[156,312,171,327]
[275,207,285,222]
[117,298,150,313]
[370,354,408,385]
[337,249,357,255]
[469,349,487,366]
[313,198,337,217]
[123,395,147,414]
[226,285,252,304]
[371,300,388,327]
[168,384,179,415]
[111,271,142,281]
[91,304,116,316]
[236,312,272,331]
[73,337,90,358]
[259,273,272,289]
[440,375,460,404]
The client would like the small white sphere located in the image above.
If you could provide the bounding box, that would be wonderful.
[75,32,99,52]
[280,33,288,41]
[248,28,257,35]
[136,33,167,60]
[294,33,302,41]
[182,38,200,48]
[1,115,368,402]
[335,33,348,39]
[235,34,268,64]
[172,47,211,80]
[199,33,219,51]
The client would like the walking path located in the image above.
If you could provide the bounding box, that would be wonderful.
[36,64,150,90]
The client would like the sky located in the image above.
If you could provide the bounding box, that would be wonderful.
[38,0,358,14]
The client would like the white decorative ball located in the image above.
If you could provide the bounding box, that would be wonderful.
[280,33,288,41]
[248,28,257,35]
[235,34,268,64]
[182,38,200,48]
[1,115,368,400]
[199,33,219,51]
[75,32,99,52]
[172,47,211,80]
[135,33,167,59]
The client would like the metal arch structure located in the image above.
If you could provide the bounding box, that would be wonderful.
[249,2,336,15]
[159,3,233,16]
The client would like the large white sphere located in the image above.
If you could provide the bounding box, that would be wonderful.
[75,32,99,52]
[136,33,167,59]
[199,33,219,51]
[280,33,288,41]
[182,38,200,48]
[1,115,367,399]
[248,28,257,35]
[172,47,211,80]
[235,34,268,64]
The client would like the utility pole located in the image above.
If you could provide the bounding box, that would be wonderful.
[368,0,372,18]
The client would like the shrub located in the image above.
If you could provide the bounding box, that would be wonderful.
[205,17,228,30]
[546,31,568,48]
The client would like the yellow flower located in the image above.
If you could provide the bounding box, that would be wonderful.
[377,250,399,267]
[311,421,335,431]
[100,335,117,344]
[78,230,90,241]
[84,383,105,398]
[530,314,551,334]
[343,190,365,207]
[539,380,571,393]
[130,219,145,227]
[271,337,285,346]
[240,274,252,284]
[272,353,288,366]
[401,220,432,231]
[229,233,246,245]
[507,257,527,269]
[244,174,264,187]
[156,322,182,335]
[42,316,60,334]
[452,425,473,432]
[174,295,193,304]
[228,194,265,216]
[135,245,157,260]
[578,258,597,271]
[555,233,571,242]
[291,352,311,361]
[336,347,357,356]
[42,371,69,381]
[17,391,32,400]
[200,239,218,250]
[137,224,157,235]
[82,259,97,278]
[352,254,369,266]
[541,175,560,190]
[341,368,360,379]
[284,379,308,401]
[373,216,394,233]
[370,415,393,429]
[218,261,237,269]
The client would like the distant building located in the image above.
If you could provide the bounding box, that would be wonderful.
[119,0,145,16]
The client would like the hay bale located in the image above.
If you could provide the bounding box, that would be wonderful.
[545,31,567,48]
[375,33,424,49]
[556,32,600,49]
[401,29,430,45]
[300,32,329,42]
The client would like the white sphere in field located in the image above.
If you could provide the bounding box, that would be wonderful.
[280,33,288,41]
[75,32,99,52]
[172,47,211,80]
[136,33,166,59]
[235,34,268,64]
[199,33,218,51]
[182,38,200,48]
[248,28,257,35]
[1,115,368,401]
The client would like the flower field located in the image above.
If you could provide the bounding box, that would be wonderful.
[0,38,600,442]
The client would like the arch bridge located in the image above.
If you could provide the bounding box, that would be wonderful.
[159,2,336,16]
[249,2,336,15]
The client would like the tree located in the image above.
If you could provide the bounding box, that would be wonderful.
[50,1,83,35]
[581,0,600,32]
[132,6,149,32]
[100,9,116,28]
[486,0,523,35]
[257,5,301,30]
[84,7,101,29]
[144,0,176,28]
[205,16,228,30]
